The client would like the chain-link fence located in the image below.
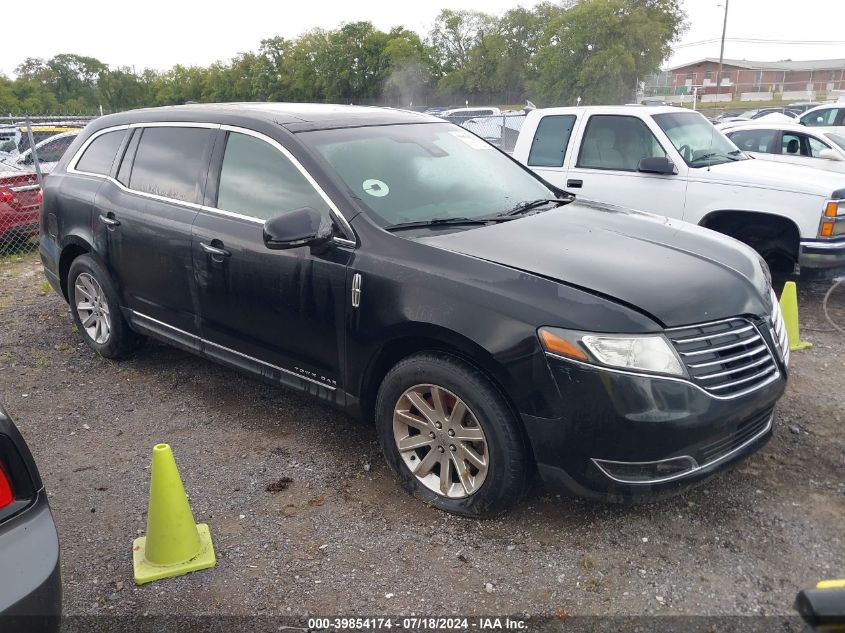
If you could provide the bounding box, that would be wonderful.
[0,115,97,256]
[439,113,528,153]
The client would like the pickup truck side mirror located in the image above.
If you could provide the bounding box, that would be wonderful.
[638,156,677,175]
[263,207,333,251]
[818,148,842,161]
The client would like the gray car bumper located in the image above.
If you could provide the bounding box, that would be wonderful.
[0,490,61,632]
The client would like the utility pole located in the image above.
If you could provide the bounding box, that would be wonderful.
[715,0,730,94]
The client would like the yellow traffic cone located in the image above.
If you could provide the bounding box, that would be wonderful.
[817,580,845,589]
[133,443,216,585]
[779,281,812,351]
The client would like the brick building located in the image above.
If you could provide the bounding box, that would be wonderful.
[665,58,845,100]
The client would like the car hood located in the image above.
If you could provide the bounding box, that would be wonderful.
[696,156,845,196]
[415,201,771,328]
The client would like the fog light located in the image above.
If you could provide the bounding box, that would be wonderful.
[592,455,698,484]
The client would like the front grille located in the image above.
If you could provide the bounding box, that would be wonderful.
[667,317,779,398]
[699,407,774,464]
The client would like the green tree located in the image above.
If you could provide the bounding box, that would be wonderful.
[531,0,686,105]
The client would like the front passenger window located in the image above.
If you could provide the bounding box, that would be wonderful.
[577,115,665,172]
[216,132,331,221]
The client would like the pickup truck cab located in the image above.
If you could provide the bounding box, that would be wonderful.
[512,106,845,275]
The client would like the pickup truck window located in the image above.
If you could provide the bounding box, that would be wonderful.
[576,115,666,172]
[528,115,576,168]
[653,112,746,168]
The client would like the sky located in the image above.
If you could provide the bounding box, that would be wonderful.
[2,0,844,77]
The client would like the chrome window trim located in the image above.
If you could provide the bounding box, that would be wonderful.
[545,351,781,401]
[130,310,335,391]
[66,122,357,245]
[216,125,356,243]
[591,412,773,486]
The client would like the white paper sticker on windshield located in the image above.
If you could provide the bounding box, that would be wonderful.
[362,179,389,197]
[448,129,493,150]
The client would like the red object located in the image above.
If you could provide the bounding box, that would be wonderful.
[37,189,43,205]
[0,464,13,509]
[0,170,41,243]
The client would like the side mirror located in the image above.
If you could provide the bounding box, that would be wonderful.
[263,207,333,251]
[818,148,842,161]
[638,156,677,175]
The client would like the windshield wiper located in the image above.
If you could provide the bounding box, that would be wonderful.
[385,216,516,232]
[495,198,570,218]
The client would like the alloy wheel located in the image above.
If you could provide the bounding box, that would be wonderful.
[392,384,489,498]
[74,272,111,345]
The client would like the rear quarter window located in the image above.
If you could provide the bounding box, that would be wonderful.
[75,130,127,176]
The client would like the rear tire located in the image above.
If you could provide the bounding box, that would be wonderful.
[375,352,529,517]
[67,254,144,359]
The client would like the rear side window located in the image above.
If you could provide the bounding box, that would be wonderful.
[728,129,776,154]
[215,132,330,221]
[128,127,211,203]
[528,115,576,167]
[802,108,838,127]
[75,130,126,175]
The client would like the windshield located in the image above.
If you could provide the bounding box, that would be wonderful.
[827,133,845,152]
[302,123,554,227]
[653,112,747,168]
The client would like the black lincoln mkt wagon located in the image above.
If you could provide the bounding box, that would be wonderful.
[38,103,789,516]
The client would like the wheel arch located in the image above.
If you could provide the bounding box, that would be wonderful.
[358,324,523,429]
[699,209,802,271]
[58,235,94,300]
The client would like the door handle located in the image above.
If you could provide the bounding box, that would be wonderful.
[98,213,120,227]
[566,179,583,188]
[200,241,231,258]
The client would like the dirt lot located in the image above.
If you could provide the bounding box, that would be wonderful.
[1,251,843,623]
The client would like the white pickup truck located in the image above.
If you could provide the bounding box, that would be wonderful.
[511,105,845,276]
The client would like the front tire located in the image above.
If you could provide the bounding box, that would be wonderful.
[67,254,143,359]
[375,352,529,517]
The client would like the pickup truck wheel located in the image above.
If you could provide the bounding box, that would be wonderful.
[68,255,144,359]
[375,352,529,517]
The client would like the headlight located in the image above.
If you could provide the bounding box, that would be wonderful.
[539,327,686,376]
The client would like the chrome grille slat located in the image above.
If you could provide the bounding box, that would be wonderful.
[687,344,769,368]
[672,324,754,344]
[667,316,781,398]
[677,333,762,356]
[696,354,774,380]
[707,366,777,391]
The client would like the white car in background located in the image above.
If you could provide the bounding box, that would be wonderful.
[724,123,845,174]
[0,131,79,174]
[799,104,845,127]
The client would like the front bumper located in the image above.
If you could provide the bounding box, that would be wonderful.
[523,354,786,501]
[0,490,61,632]
[800,238,845,277]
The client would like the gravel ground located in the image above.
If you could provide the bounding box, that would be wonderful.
[1,251,843,623]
